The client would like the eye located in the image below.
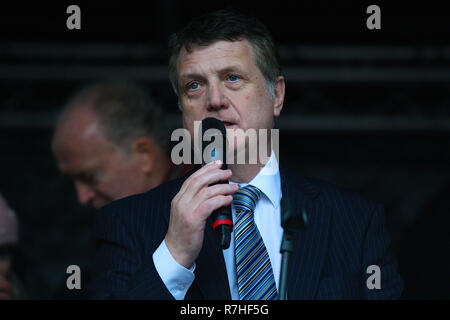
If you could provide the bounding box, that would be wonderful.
[227,74,239,82]
[188,81,200,91]
[78,172,97,185]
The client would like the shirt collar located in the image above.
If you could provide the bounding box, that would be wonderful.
[230,150,281,209]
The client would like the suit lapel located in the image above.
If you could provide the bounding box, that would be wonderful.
[280,166,331,299]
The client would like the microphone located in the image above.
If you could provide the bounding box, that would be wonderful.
[200,117,233,249]
[278,195,308,300]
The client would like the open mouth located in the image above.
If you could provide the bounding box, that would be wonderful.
[222,121,236,128]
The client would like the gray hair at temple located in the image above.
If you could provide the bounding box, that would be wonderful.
[62,81,168,153]
[168,9,281,101]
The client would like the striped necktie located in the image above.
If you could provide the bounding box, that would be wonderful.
[232,185,277,300]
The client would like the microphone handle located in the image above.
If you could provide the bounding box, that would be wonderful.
[211,205,233,249]
[206,161,233,249]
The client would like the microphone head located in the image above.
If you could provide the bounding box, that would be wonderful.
[201,117,226,136]
[201,117,227,167]
[281,196,308,231]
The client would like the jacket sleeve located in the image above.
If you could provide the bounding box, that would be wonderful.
[88,203,174,300]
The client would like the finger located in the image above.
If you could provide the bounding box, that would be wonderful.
[198,183,239,203]
[178,160,222,195]
[188,160,222,181]
[187,183,237,214]
[197,195,234,220]
[183,167,232,203]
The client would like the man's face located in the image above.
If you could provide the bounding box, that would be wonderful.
[176,40,284,159]
[52,107,146,209]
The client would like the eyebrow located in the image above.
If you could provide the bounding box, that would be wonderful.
[179,72,206,83]
[179,65,246,82]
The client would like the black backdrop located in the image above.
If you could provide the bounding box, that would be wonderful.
[1,1,449,299]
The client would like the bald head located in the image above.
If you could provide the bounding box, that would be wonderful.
[52,104,112,162]
[52,82,172,209]
[53,103,170,209]
[52,104,129,208]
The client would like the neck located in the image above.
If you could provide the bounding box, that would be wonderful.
[228,143,274,183]
[228,162,265,183]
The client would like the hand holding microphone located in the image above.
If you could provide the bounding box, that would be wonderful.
[164,118,237,269]
[200,117,233,249]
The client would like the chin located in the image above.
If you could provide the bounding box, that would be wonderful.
[94,198,112,209]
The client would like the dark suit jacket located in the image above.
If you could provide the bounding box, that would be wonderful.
[89,166,403,299]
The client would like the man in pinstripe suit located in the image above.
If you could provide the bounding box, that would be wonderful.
[90,10,403,300]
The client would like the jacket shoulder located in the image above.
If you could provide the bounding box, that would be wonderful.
[93,174,188,242]
[309,175,379,209]
[282,166,382,227]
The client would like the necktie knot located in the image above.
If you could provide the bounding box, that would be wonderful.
[232,185,262,215]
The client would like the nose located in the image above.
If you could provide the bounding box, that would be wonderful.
[74,181,96,206]
[206,82,229,112]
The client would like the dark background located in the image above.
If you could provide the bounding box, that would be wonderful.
[1,1,449,299]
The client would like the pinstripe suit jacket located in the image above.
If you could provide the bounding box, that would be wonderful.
[89,165,403,299]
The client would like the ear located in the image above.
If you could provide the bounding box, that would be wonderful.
[273,76,285,118]
[131,137,156,174]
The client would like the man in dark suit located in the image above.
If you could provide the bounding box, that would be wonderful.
[89,9,403,300]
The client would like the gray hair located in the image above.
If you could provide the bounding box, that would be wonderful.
[168,9,280,101]
[63,81,169,153]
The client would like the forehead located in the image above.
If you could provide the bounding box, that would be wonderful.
[177,40,258,77]
[52,109,117,173]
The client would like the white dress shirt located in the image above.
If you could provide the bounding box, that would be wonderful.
[153,151,283,300]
